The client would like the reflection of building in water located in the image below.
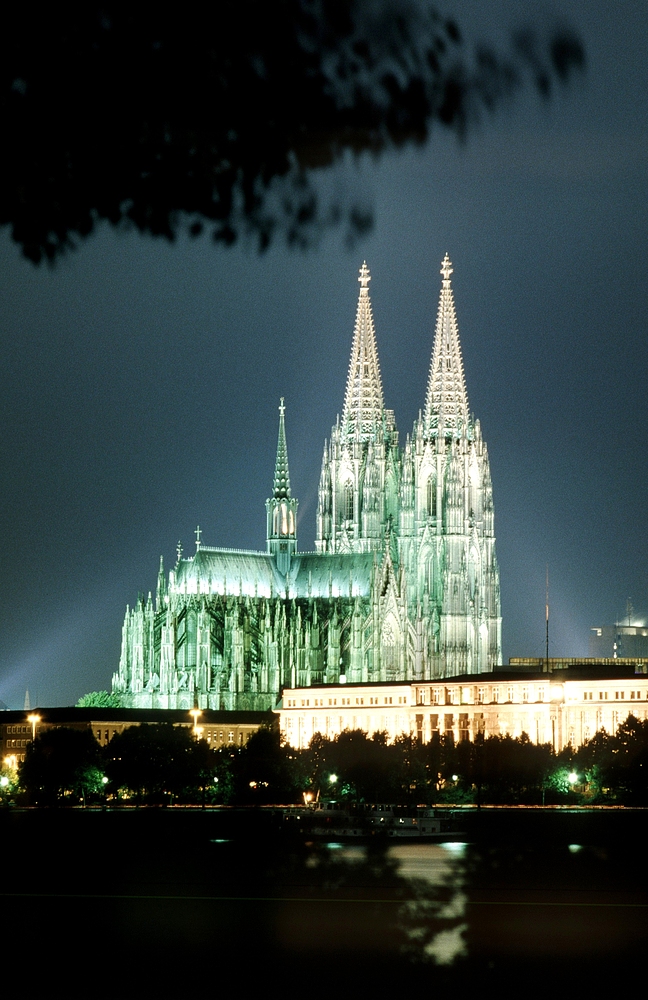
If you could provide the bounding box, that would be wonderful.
[590,624,648,659]
[112,258,501,711]
[278,659,648,751]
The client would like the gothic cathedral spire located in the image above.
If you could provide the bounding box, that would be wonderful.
[341,262,385,441]
[316,263,399,555]
[423,253,470,440]
[272,396,291,499]
[266,398,298,573]
[405,255,501,677]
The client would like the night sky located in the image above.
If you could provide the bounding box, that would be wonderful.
[1,2,647,707]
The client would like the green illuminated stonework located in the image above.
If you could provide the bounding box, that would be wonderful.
[113,258,501,710]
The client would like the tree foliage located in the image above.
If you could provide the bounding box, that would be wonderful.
[575,715,648,804]
[104,723,216,802]
[76,690,122,708]
[0,4,584,263]
[19,726,103,805]
[18,716,648,807]
[229,725,307,804]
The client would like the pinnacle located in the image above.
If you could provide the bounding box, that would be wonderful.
[272,397,291,499]
[342,262,385,441]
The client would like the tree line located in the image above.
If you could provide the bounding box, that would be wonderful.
[2,717,648,806]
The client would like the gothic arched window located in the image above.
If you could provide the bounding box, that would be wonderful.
[344,482,354,521]
[426,477,436,517]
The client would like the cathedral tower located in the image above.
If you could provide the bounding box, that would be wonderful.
[401,254,501,675]
[316,262,399,554]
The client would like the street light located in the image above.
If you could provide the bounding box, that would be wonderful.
[189,708,202,737]
[27,714,41,742]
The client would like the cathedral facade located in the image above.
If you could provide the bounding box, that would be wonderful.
[113,257,502,711]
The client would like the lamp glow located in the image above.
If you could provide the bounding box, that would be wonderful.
[27,713,41,741]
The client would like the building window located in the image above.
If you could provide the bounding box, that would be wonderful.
[426,477,436,517]
[344,482,354,521]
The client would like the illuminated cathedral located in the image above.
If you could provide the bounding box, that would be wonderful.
[113,256,502,710]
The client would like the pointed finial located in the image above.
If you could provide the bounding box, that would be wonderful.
[279,396,285,416]
[195,525,202,550]
[358,261,371,290]
[176,540,183,564]
[440,253,453,283]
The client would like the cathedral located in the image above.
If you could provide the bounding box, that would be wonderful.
[112,256,502,711]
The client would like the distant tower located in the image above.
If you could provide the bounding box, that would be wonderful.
[23,689,31,711]
[266,398,298,574]
[316,262,399,554]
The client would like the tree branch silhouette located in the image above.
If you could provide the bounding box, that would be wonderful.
[0,4,584,263]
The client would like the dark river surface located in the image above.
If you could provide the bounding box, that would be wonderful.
[2,808,646,995]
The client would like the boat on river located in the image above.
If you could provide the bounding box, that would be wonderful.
[297,801,459,841]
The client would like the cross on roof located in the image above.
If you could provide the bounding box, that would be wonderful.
[358,261,371,288]
[195,525,202,549]
[440,254,453,282]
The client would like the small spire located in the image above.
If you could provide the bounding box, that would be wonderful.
[342,262,385,441]
[195,525,202,550]
[272,397,291,499]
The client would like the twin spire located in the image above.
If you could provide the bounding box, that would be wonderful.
[341,254,469,443]
[423,253,470,438]
[272,253,469,495]
[341,261,385,441]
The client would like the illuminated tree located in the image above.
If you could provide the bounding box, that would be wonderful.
[76,690,122,708]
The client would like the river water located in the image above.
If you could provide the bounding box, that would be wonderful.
[2,808,646,994]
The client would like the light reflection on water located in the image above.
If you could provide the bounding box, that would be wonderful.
[388,842,468,963]
[210,815,648,976]
[319,840,469,964]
